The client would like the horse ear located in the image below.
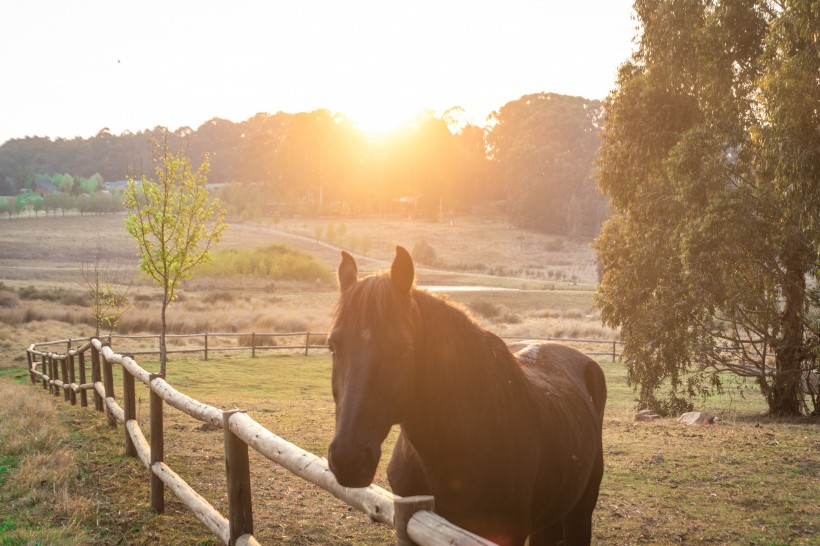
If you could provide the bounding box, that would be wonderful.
[338,251,358,293]
[391,245,414,294]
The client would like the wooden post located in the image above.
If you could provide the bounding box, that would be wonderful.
[394,495,435,546]
[251,333,256,358]
[223,410,253,545]
[612,340,617,362]
[51,356,60,396]
[27,350,35,384]
[68,353,77,405]
[123,368,136,457]
[305,332,310,356]
[149,373,165,513]
[78,351,88,407]
[204,332,209,361]
[50,356,59,397]
[60,357,70,402]
[91,343,103,412]
[41,354,47,390]
[67,338,72,353]
[102,349,116,427]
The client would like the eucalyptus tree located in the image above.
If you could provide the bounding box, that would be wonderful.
[595,0,819,415]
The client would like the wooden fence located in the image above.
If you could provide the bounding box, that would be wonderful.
[34,332,623,362]
[25,337,497,546]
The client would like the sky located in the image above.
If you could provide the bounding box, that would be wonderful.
[0,1,637,145]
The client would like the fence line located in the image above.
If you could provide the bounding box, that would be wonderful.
[34,333,623,363]
[25,337,496,546]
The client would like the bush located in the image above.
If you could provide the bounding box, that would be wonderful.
[198,245,332,283]
[468,300,501,319]
[412,241,438,267]
[0,291,19,309]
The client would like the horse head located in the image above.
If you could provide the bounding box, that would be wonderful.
[327,246,419,488]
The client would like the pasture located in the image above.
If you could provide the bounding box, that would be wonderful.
[1,349,818,545]
[0,213,818,544]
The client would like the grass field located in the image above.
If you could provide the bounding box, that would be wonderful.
[1,349,817,545]
[1,214,818,544]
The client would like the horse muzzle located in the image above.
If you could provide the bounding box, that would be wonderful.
[328,438,381,488]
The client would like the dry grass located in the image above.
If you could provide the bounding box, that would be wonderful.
[0,379,94,544]
[3,349,818,545]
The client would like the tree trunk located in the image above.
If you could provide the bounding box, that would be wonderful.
[160,299,168,376]
[770,254,806,415]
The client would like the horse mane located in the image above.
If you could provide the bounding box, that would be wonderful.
[333,273,536,419]
[410,288,536,415]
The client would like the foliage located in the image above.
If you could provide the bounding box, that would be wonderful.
[124,132,227,374]
[197,244,332,283]
[595,0,819,416]
[0,100,604,236]
[487,93,606,236]
[411,240,438,267]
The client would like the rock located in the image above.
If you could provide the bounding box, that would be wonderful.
[677,411,717,425]
[635,409,661,421]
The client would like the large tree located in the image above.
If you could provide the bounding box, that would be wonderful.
[595,0,819,415]
[124,132,227,375]
[488,93,606,236]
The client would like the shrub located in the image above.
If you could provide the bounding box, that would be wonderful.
[468,300,501,319]
[0,290,19,309]
[198,245,332,283]
[201,291,236,304]
[412,241,438,267]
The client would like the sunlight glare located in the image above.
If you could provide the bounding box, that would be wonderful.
[346,105,420,136]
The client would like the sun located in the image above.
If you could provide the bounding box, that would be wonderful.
[344,104,421,136]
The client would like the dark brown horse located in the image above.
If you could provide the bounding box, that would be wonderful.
[327,247,606,546]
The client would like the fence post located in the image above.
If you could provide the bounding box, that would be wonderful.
[91,343,103,412]
[50,356,60,397]
[149,373,165,513]
[251,333,256,358]
[204,332,209,361]
[27,350,35,384]
[40,354,47,390]
[122,366,136,457]
[305,332,310,356]
[612,341,617,362]
[67,338,72,353]
[394,495,435,546]
[60,357,70,402]
[102,347,117,427]
[78,350,88,407]
[223,410,253,545]
[68,353,77,405]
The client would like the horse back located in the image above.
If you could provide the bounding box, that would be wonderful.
[513,341,607,425]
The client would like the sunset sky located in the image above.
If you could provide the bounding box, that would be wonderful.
[0,1,636,145]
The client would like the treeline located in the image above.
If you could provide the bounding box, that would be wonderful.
[1,190,121,217]
[0,93,606,237]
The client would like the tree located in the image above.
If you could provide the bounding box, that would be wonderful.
[80,241,131,338]
[124,132,227,375]
[595,0,818,415]
[487,93,606,236]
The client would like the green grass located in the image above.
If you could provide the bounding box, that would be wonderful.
[196,244,332,283]
[2,345,818,545]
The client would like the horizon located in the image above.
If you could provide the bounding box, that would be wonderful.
[0,1,636,146]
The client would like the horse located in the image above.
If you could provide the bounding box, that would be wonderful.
[327,246,607,546]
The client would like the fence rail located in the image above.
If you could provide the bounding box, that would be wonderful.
[25,337,497,546]
[38,332,623,363]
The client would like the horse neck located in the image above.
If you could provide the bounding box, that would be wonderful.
[403,292,536,447]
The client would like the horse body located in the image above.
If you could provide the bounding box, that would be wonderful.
[328,247,606,546]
